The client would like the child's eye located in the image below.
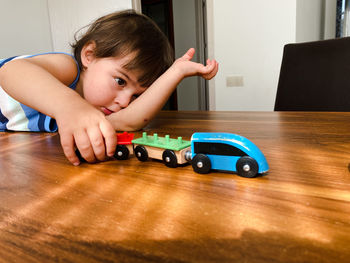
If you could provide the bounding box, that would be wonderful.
[115,78,126,86]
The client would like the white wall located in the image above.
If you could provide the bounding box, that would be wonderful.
[47,0,132,53]
[0,0,133,57]
[209,0,297,111]
[208,0,336,111]
[0,0,53,58]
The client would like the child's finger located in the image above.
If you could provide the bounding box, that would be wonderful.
[203,60,219,79]
[74,130,96,163]
[60,133,80,166]
[209,61,219,76]
[200,59,216,74]
[100,120,117,158]
[87,127,107,162]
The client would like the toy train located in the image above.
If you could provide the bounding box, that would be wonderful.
[110,131,269,178]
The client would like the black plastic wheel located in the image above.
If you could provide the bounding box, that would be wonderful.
[134,145,148,162]
[162,149,178,168]
[114,145,129,160]
[191,154,211,174]
[236,156,259,178]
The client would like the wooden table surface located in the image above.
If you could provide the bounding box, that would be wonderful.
[0,111,350,263]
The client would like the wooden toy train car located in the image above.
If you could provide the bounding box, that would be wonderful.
[132,132,191,168]
[114,132,134,160]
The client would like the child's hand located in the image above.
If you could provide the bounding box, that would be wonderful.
[172,48,218,80]
[55,101,117,165]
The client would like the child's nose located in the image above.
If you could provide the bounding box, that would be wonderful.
[116,93,132,109]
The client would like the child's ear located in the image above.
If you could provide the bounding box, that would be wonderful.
[81,41,96,68]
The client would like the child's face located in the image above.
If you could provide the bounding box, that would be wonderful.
[79,53,146,115]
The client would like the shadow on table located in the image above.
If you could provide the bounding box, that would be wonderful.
[0,208,347,263]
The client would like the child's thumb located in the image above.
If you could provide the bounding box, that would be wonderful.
[183,48,195,60]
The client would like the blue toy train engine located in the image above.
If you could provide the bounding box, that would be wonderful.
[190,132,269,178]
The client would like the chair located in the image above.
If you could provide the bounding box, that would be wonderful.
[274,37,350,111]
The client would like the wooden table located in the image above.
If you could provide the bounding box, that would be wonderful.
[0,111,349,262]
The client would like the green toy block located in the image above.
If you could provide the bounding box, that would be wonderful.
[132,132,191,151]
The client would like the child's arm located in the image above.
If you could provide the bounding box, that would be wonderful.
[0,54,117,165]
[106,48,219,131]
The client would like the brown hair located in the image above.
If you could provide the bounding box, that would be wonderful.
[72,9,174,87]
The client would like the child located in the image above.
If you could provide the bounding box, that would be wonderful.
[0,9,218,166]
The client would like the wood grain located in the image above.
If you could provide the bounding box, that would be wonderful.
[0,111,350,262]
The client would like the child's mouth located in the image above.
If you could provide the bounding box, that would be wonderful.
[102,107,113,115]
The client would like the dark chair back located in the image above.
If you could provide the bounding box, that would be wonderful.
[274,37,350,111]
